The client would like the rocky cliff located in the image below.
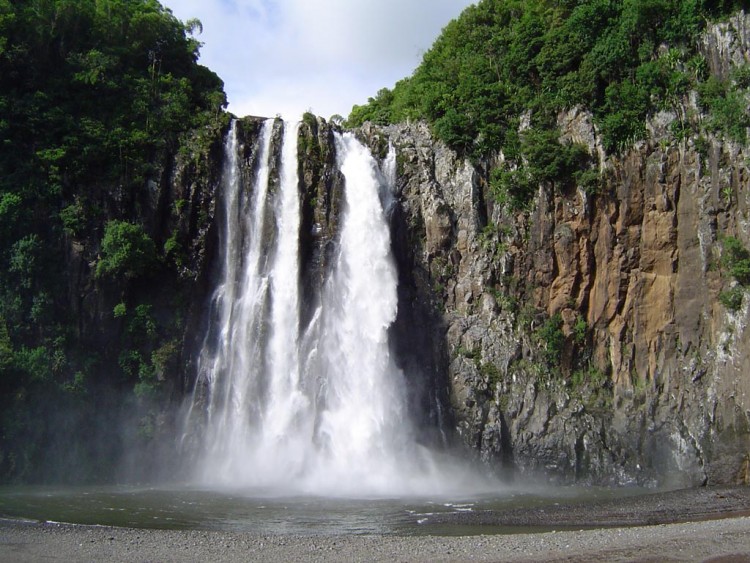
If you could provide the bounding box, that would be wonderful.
[165,15,750,489]
[350,12,750,487]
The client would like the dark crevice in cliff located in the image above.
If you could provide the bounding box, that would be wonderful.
[388,200,457,448]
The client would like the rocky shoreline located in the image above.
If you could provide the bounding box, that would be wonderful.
[2,486,750,562]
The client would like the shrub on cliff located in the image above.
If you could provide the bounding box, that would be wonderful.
[490,125,595,209]
[537,313,565,367]
[96,221,158,280]
[721,237,750,285]
[718,237,750,311]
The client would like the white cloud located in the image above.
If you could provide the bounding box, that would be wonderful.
[162,0,474,119]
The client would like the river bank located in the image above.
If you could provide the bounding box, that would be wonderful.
[2,486,750,562]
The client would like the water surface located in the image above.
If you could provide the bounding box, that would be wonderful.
[0,484,649,536]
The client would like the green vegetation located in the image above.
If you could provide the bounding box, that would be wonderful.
[574,315,588,345]
[0,0,226,483]
[571,365,606,388]
[480,361,502,389]
[573,365,613,412]
[697,68,750,143]
[299,112,323,165]
[721,236,750,285]
[116,303,177,402]
[96,221,158,279]
[348,0,747,183]
[457,345,480,361]
[719,285,744,311]
[536,313,565,366]
[490,127,596,208]
[719,236,750,311]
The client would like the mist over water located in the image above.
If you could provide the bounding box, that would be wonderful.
[183,120,496,497]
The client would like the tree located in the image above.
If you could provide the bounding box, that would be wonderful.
[96,221,157,280]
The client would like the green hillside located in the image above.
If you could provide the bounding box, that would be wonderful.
[0,0,226,482]
[348,0,747,206]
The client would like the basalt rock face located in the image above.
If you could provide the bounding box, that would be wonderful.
[296,117,346,328]
[355,14,750,487]
[48,117,229,483]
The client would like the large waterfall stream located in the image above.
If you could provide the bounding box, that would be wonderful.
[185,119,480,497]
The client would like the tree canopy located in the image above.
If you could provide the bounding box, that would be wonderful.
[347,0,747,158]
[0,0,226,482]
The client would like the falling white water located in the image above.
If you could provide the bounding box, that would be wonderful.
[251,120,312,482]
[190,119,276,482]
[299,132,422,495]
[188,121,492,497]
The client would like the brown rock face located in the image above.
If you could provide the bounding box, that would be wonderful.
[352,14,750,485]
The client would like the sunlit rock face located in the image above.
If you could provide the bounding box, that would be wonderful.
[352,13,750,488]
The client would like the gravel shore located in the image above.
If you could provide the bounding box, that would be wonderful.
[2,486,750,562]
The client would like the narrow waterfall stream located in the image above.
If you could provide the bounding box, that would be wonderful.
[185,119,485,497]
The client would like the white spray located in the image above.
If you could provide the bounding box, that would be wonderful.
[188,122,491,497]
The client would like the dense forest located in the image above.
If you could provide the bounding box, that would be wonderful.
[348,0,748,208]
[0,0,226,482]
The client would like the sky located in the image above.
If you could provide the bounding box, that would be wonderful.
[162,0,475,120]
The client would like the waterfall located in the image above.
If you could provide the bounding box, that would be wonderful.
[188,118,277,482]
[186,119,485,497]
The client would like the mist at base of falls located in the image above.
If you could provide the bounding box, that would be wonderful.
[180,119,499,498]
